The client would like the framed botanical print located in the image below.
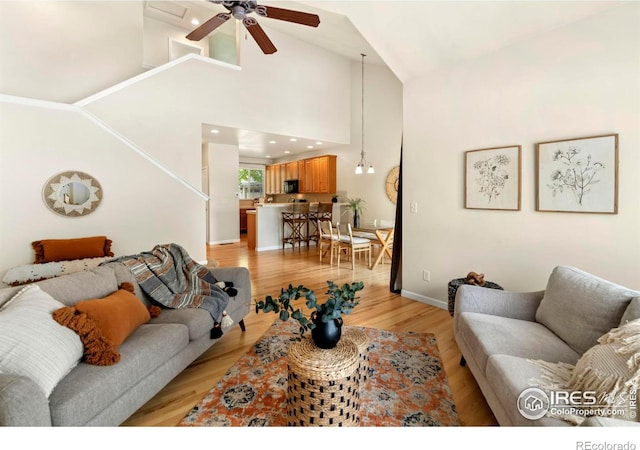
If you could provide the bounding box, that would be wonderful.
[536,134,618,214]
[465,145,521,211]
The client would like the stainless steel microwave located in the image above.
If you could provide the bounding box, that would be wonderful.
[283,179,299,194]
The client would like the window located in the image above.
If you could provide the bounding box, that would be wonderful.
[239,168,264,199]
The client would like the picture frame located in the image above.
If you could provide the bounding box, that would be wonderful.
[464,145,521,211]
[536,134,618,214]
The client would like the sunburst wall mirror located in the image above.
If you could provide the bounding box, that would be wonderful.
[385,166,400,204]
[42,171,103,217]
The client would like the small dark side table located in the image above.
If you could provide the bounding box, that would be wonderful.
[447,278,503,317]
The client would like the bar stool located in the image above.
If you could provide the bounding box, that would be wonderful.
[282,203,310,250]
[308,202,333,246]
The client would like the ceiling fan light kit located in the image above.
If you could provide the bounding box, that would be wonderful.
[186,1,320,54]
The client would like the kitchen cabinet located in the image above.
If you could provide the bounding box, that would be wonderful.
[300,155,336,194]
[265,164,284,194]
[266,155,336,194]
[247,210,256,250]
[265,165,274,194]
[302,158,314,193]
[239,208,255,232]
[285,161,298,180]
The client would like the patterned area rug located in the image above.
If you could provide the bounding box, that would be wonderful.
[179,320,459,427]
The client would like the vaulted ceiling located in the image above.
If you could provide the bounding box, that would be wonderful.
[301,0,622,83]
[160,1,621,82]
[175,0,622,156]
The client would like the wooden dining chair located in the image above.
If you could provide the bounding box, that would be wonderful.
[318,220,340,265]
[309,202,333,246]
[337,223,371,270]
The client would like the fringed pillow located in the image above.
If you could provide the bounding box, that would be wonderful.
[530,318,640,425]
[52,283,159,366]
[2,257,110,286]
[32,236,114,264]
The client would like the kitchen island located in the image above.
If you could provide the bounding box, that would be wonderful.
[250,203,344,251]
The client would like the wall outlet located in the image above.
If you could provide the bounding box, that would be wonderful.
[423,270,431,282]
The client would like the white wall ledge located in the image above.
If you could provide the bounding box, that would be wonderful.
[75,53,241,107]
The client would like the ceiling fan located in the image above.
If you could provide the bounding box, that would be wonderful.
[186,1,321,54]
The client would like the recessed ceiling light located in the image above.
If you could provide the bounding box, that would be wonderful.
[269,140,276,144]
[191,19,200,25]
[289,138,297,142]
[307,146,314,149]
[284,151,291,154]
[315,142,323,145]
[265,155,271,158]
[210,129,220,134]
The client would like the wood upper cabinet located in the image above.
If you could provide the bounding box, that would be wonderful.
[301,155,336,194]
[266,155,336,194]
[265,163,285,194]
[317,155,337,194]
[265,164,277,194]
[302,158,314,193]
[285,162,298,180]
[265,165,273,194]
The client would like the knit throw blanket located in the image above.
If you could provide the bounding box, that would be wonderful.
[111,243,229,322]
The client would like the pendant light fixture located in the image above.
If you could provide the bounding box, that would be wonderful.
[355,53,374,175]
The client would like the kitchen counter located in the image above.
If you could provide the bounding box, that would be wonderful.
[250,203,345,251]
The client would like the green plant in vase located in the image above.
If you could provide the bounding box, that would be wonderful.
[344,197,365,228]
[255,280,364,349]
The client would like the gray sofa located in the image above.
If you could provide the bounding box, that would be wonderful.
[454,265,639,426]
[0,261,251,426]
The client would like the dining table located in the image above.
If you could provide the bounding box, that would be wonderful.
[352,224,394,270]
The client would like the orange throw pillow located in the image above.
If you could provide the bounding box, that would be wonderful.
[32,236,113,263]
[53,289,150,366]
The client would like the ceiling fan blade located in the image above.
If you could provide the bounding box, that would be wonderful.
[243,18,277,54]
[186,13,230,41]
[256,5,320,28]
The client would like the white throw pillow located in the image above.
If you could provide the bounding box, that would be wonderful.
[0,284,83,397]
[530,318,640,424]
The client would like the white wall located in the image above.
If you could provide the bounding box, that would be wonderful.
[205,143,240,244]
[275,61,403,225]
[0,98,205,276]
[402,3,640,307]
[143,16,210,68]
[0,3,353,273]
[82,27,351,190]
[0,1,144,103]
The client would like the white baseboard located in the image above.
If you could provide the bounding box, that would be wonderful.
[256,245,282,252]
[208,239,240,245]
[401,289,448,311]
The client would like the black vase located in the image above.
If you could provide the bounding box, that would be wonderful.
[310,313,343,349]
[353,210,360,228]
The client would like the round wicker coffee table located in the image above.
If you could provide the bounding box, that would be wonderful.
[342,327,370,387]
[286,337,360,426]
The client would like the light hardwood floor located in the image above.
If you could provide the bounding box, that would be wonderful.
[121,237,498,426]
